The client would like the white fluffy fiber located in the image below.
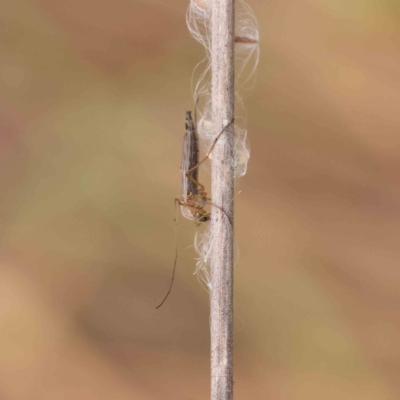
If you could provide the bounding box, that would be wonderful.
[187,0,259,287]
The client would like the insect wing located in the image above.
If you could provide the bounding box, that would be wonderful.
[182,111,199,197]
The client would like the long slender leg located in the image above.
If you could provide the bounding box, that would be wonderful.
[185,171,206,193]
[205,199,233,228]
[186,118,234,176]
[156,199,180,309]
[157,197,211,308]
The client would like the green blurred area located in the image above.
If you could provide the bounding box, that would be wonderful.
[1,0,400,399]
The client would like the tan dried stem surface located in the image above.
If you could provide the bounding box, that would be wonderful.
[210,1,235,400]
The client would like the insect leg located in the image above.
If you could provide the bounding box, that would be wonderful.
[205,199,233,228]
[156,199,180,309]
[186,118,234,176]
[185,171,206,193]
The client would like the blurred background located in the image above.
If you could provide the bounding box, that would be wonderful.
[1,0,400,398]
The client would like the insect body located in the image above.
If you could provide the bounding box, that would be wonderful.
[156,111,233,309]
[178,111,211,223]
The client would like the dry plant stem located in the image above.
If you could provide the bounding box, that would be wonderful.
[210,1,235,400]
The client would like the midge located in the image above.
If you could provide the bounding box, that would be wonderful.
[178,110,234,224]
[156,111,233,309]
[178,110,210,223]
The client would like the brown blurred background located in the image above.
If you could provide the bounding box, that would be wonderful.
[1,0,400,398]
